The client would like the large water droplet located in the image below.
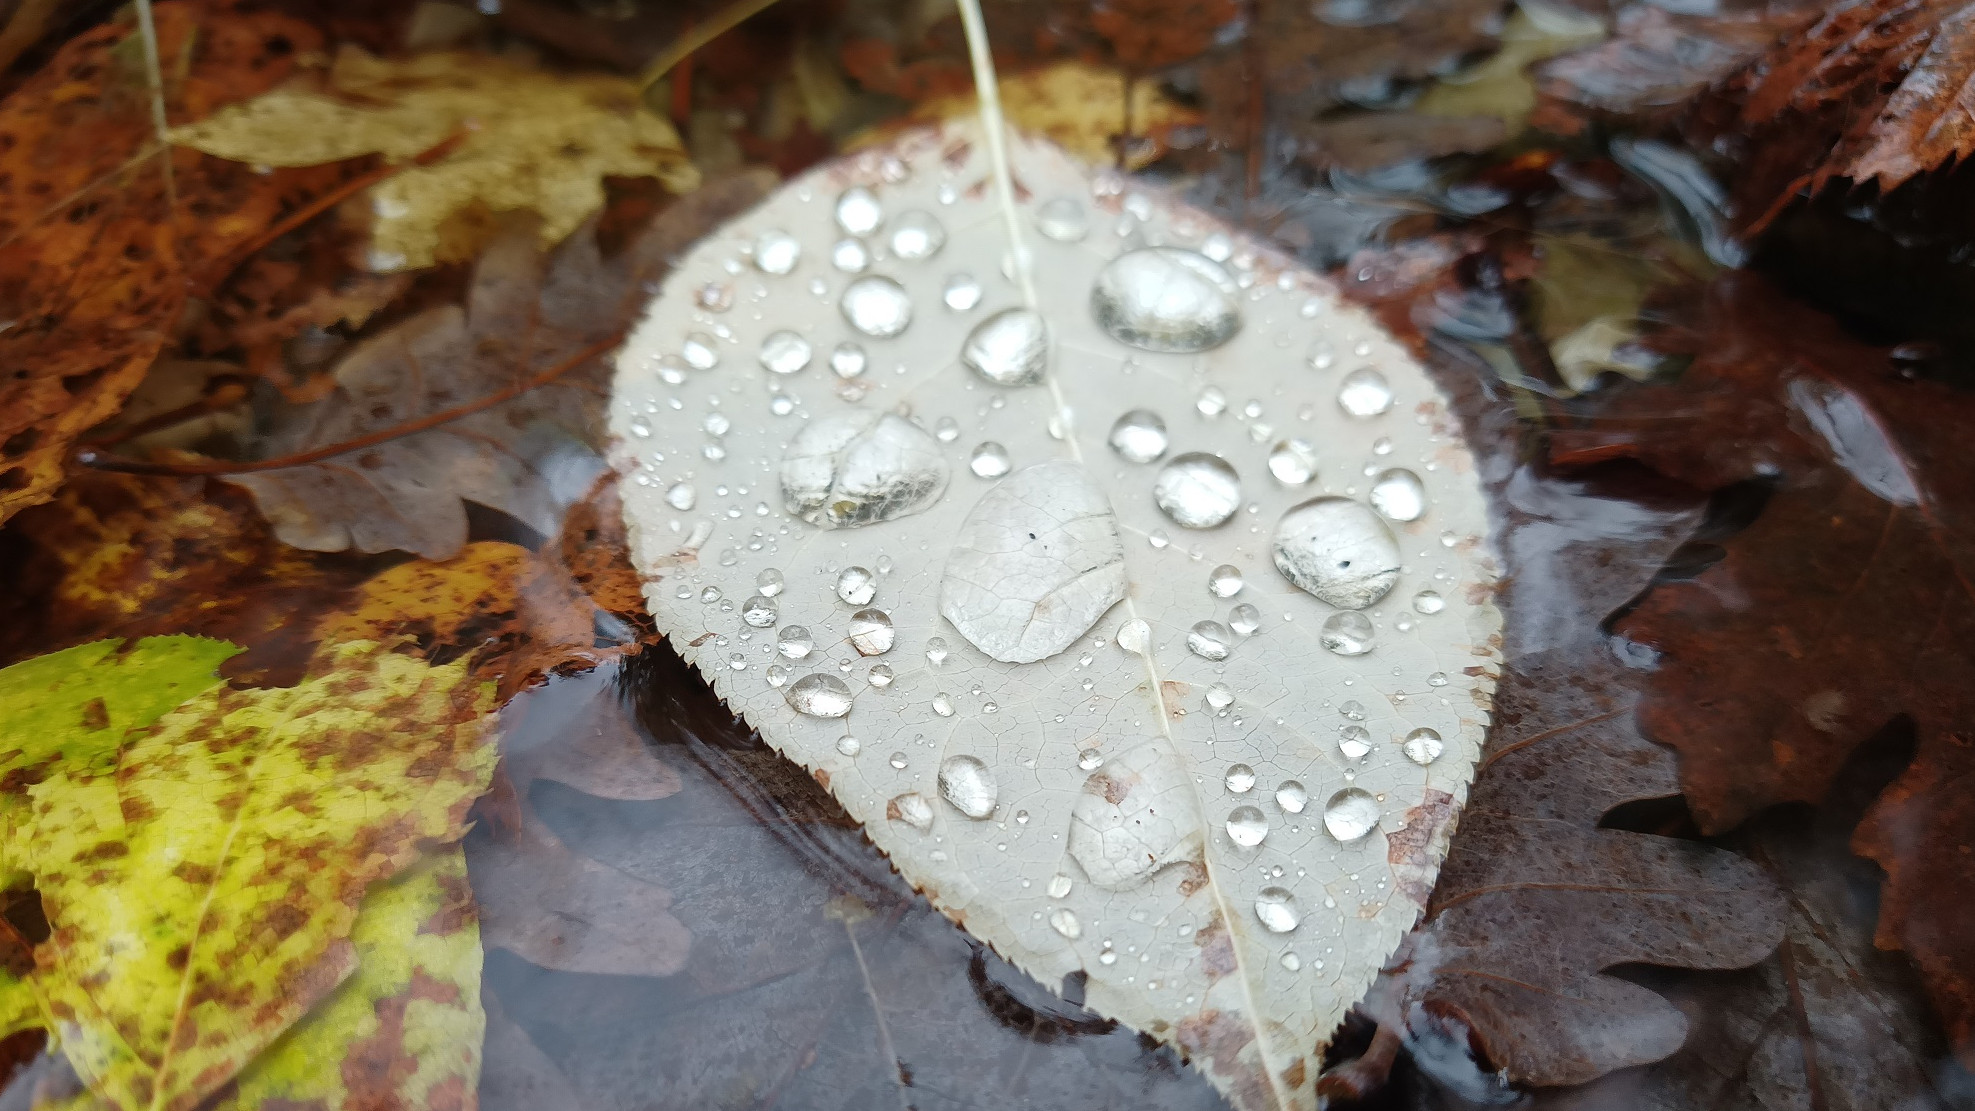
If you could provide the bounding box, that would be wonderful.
[1224,764,1256,793]
[1035,197,1089,241]
[741,595,779,628]
[1320,611,1375,655]
[754,229,801,275]
[1275,781,1308,814]
[1323,788,1381,841]
[1091,247,1242,352]
[938,755,998,819]
[1153,453,1241,528]
[943,272,982,311]
[888,210,946,260]
[835,185,882,236]
[836,565,877,605]
[961,308,1049,387]
[1108,409,1169,463]
[1370,468,1426,522]
[969,441,1012,478]
[787,673,853,718]
[1272,497,1402,609]
[1338,367,1394,417]
[1117,619,1151,655]
[1208,564,1244,598]
[1255,887,1300,933]
[1226,805,1268,847]
[777,626,813,659]
[781,412,948,529]
[1068,744,1203,889]
[1268,439,1319,485]
[1187,620,1232,661]
[664,482,696,510]
[1403,727,1445,765]
[759,329,812,374]
[847,608,895,655]
[840,276,913,338]
[889,791,934,831]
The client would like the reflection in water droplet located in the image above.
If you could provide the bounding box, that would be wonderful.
[1091,247,1242,352]
[760,330,812,374]
[777,626,813,658]
[1226,805,1268,847]
[927,638,950,667]
[826,344,867,382]
[1255,887,1300,933]
[969,441,1012,478]
[962,309,1050,387]
[1338,367,1394,417]
[1413,589,1445,614]
[1370,468,1426,522]
[741,595,779,628]
[1117,619,1151,654]
[1323,788,1381,841]
[943,273,982,311]
[1208,564,1244,598]
[1224,764,1255,793]
[848,608,895,655]
[1227,604,1261,637]
[1272,497,1402,609]
[787,673,853,717]
[1404,727,1445,765]
[1050,907,1082,939]
[1268,439,1319,485]
[1321,611,1375,655]
[835,185,882,236]
[932,692,955,717]
[757,568,784,597]
[1035,197,1089,241]
[1275,781,1308,814]
[888,210,946,260]
[1154,453,1241,529]
[1108,409,1169,464]
[889,791,934,831]
[781,413,947,529]
[840,276,912,337]
[868,663,894,688]
[938,755,998,818]
[1187,621,1232,660]
[755,229,801,275]
[665,482,696,510]
[682,333,719,370]
[1205,682,1234,710]
[1047,873,1074,899]
[1078,748,1104,771]
[836,734,861,756]
[1339,726,1371,760]
[836,566,876,605]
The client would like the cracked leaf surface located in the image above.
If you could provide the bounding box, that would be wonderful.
[612,125,1500,1111]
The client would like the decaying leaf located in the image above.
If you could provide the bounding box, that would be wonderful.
[0,1,354,525]
[223,172,773,560]
[2,639,496,1111]
[170,46,700,270]
[612,124,1502,1111]
[880,61,1202,170]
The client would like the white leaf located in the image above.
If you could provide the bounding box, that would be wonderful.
[611,124,1502,1111]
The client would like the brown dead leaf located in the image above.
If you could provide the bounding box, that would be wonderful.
[0,1,358,526]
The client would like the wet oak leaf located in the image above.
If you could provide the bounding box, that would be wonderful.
[169,46,700,271]
[1549,272,1975,1066]
[0,1,355,525]
[6,639,497,1111]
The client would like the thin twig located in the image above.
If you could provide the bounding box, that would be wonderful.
[636,0,784,93]
[76,334,621,476]
[132,0,175,209]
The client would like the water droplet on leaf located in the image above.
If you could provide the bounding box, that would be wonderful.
[840,275,913,337]
[969,441,1012,478]
[1369,468,1426,522]
[1255,887,1300,933]
[1403,727,1444,765]
[1153,453,1241,528]
[1272,497,1402,609]
[1091,247,1241,352]
[848,608,895,655]
[1322,788,1381,841]
[1338,367,1393,417]
[1108,409,1169,463]
[787,673,853,718]
[939,755,999,818]
[962,308,1050,387]
[1226,805,1268,847]
[1320,611,1375,655]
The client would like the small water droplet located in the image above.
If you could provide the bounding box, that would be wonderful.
[1272,497,1402,609]
[766,663,791,688]
[1108,409,1169,463]
[1370,468,1426,522]
[1268,439,1319,485]
[1205,682,1234,710]
[1339,725,1371,759]
[1427,671,1449,687]
[968,441,1012,478]
[1201,232,1232,261]
[1340,699,1367,721]
[932,692,955,717]
[831,237,870,272]
[1148,529,1170,549]
[1308,341,1335,371]
[868,663,895,689]
[888,209,946,260]
[1227,604,1261,637]
[826,733,859,759]
[1281,951,1303,971]
[741,595,779,628]
[702,412,732,438]
[1195,386,1228,417]
[1224,764,1256,792]
[759,329,812,374]
[1404,728,1445,764]
[776,626,813,659]
[627,416,652,438]
[1093,248,1242,352]
[829,342,868,379]
[1077,748,1104,771]
[840,276,912,338]
[927,637,950,667]
[682,333,719,370]
[665,482,696,510]
[889,791,934,831]
[938,755,998,818]
[1208,564,1244,598]
[1255,887,1300,933]
[943,272,982,311]
[700,586,723,604]
[835,185,882,236]
[1050,907,1083,939]
[962,308,1049,386]
[932,416,961,443]
[848,608,895,655]
[755,229,801,275]
[1323,788,1381,841]
[755,568,784,597]
[1047,873,1073,898]
[1116,619,1151,655]
[1320,611,1375,655]
[1338,367,1394,417]
[889,752,908,770]
[787,673,854,717]
[1035,197,1089,241]
[1187,620,1232,660]
[1226,805,1268,847]
[1275,781,1308,814]
[1413,589,1445,614]
[1154,453,1241,529]
[836,566,876,605]
[1099,949,1118,965]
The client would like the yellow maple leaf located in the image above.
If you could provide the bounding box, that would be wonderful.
[169,47,700,269]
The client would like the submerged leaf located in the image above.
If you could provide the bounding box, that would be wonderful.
[612,125,1502,1111]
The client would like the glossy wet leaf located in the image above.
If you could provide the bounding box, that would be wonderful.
[613,125,1502,1111]
[4,639,496,1111]
[170,46,699,270]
